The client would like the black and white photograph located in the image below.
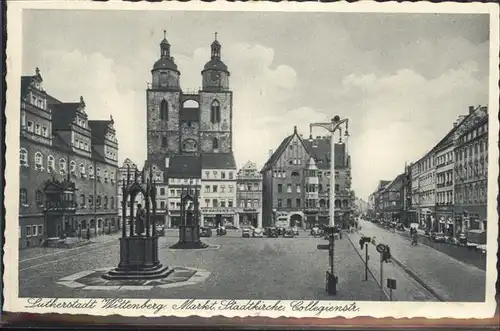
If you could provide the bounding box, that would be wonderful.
[4,1,499,320]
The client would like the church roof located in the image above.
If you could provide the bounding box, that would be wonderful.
[88,120,112,145]
[203,58,228,72]
[152,57,179,71]
[51,103,81,130]
[168,155,201,178]
[201,153,237,170]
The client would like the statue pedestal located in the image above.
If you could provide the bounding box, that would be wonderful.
[103,236,172,280]
[170,225,209,249]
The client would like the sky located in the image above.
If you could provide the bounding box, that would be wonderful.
[22,10,490,200]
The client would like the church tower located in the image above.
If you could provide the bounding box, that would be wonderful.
[199,33,233,153]
[146,31,182,165]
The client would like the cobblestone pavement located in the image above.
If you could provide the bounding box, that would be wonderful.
[19,228,445,301]
[357,219,486,302]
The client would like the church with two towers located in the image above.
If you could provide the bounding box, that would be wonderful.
[145,32,239,228]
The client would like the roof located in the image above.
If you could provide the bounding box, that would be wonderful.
[261,135,293,172]
[20,76,32,99]
[203,58,228,72]
[168,155,201,178]
[382,174,405,192]
[88,120,112,145]
[152,56,178,71]
[180,108,199,121]
[201,153,237,170]
[51,103,80,130]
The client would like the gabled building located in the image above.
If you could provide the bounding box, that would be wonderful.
[380,173,405,222]
[19,68,119,248]
[236,161,263,228]
[261,126,354,228]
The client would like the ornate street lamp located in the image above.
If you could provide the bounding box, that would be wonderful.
[309,115,349,227]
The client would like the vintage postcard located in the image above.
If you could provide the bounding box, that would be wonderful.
[3,0,499,321]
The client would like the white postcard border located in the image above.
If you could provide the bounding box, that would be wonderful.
[4,0,499,319]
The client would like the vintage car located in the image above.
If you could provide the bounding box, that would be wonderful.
[310,226,323,237]
[155,224,165,236]
[263,227,271,236]
[200,227,212,237]
[252,228,264,238]
[242,227,252,238]
[283,229,295,238]
[267,227,279,238]
[430,232,446,242]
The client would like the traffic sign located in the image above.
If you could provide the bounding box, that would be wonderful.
[317,244,329,250]
[376,244,386,253]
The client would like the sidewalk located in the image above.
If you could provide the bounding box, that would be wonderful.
[345,230,439,301]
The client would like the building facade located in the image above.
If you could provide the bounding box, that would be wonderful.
[19,68,119,248]
[433,134,456,233]
[261,127,354,228]
[236,161,263,228]
[453,105,488,234]
[415,151,436,230]
[144,32,237,228]
[380,174,404,222]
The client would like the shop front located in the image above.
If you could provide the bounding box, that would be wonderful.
[435,205,454,235]
[201,207,236,228]
[455,205,487,233]
[237,208,262,228]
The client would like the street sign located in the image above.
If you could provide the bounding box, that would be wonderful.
[317,244,329,250]
[376,244,386,253]
[387,278,397,290]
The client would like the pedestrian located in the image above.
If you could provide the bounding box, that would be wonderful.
[86,228,90,241]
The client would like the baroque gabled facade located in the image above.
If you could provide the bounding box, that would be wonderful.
[19,68,119,248]
[261,126,354,228]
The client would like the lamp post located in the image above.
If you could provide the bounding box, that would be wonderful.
[310,116,349,227]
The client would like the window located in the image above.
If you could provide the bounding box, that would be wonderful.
[34,152,43,169]
[296,199,301,208]
[26,226,31,237]
[221,172,226,179]
[228,172,234,179]
[210,100,221,123]
[35,190,43,206]
[229,185,233,193]
[212,185,218,192]
[80,163,86,177]
[88,165,94,178]
[20,189,28,205]
[104,196,108,209]
[240,200,245,208]
[88,195,94,208]
[162,136,168,147]
[278,184,283,193]
[221,185,225,193]
[160,99,168,120]
[80,194,85,207]
[160,188,165,195]
[335,184,340,192]
[220,200,226,208]
[111,197,115,209]
[291,171,300,177]
[96,196,102,208]
[296,184,301,193]
[47,155,55,172]
[277,199,283,208]
[38,225,43,236]
[27,121,34,132]
[287,184,292,193]
[70,161,76,173]
[96,167,101,179]
[84,142,88,151]
[228,200,234,208]
[253,200,259,208]
[42,126,48,137]
[212,199,218,207]
[212,137,219,150]
[20,148,28,166]
[35,123,41,135]
[205,171,210,179]
[160,201,166,209]
[59,158,67,174]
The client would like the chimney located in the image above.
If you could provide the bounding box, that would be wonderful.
[268,149,273,158]
[469,105,475,114]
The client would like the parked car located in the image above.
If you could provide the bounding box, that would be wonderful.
[263,227,271,236]
[242,228,252,238]
[431,232,446,242]
[200,227,212,237]
[311,226,323,237]
[283,229,295,238]
[155,225,165,236]
[267,227,279,238]
[252,228,264,238]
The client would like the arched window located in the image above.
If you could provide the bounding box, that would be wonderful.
[88,195,94,207]
[80,194,85,207]
[342,199,348,209]
[110,197,115,209]
[59,158,67,174]
[20,188,28,205]
[80,163,86,177]
[104,196,108,209]
[35,190,43,206]
[291,171,300,177]
[160,100,168,121]
[70,161,76,174]
[183,139,197,152]
[212,137,219,150]
[334,199,341,208]
[34,152,43,169]
[20,148,28,166]
[210,100,221,123]
[47,155,55,172]
[96,195,102,208]
[88,165,94,178]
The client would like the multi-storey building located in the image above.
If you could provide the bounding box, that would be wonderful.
[261,127,354,228]
[19,68,119,248]
[380,173,404,222]
[200,153,237,227]
[236,161,263,228]
[117,158,144,219]
[414,151,436,230]
[454,105,488,234]
[401,163,414,226]
[409,162,420,225]
[144,32,237,227]
[370,180,391,220]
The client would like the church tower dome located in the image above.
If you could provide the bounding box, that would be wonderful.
[151,30,180,90]
[202,33,230,91]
